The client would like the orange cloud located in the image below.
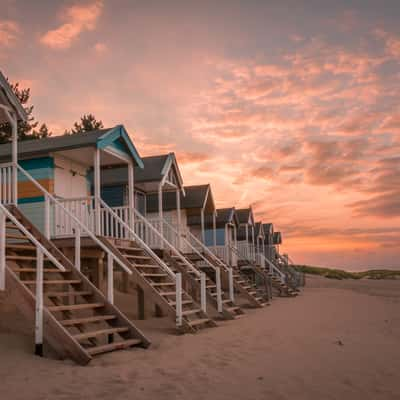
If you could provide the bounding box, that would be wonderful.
[0,20,20,47]
[40,1,103,49]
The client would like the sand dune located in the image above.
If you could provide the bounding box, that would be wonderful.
[1,275,399,400]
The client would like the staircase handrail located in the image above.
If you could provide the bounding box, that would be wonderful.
[0,203,65,272]
[180,225,232,272]
[98,198,179,279]
[162,219,217,273]
[16,164,132,275]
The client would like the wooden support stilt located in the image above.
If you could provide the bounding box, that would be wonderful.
[137,285,145,320]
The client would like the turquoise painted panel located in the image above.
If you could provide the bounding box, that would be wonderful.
[108,139,130,157]
[18,196,45,204]
[204,228,225,246]
[18,157,54,182]
[98,125,144,168]
[101,185,125,207]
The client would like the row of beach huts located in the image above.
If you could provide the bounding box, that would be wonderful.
[0,71,304,364]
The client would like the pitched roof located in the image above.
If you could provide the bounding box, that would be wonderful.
[273,232,282,245]
[0,125,143,167]
[215,208,236,224]
[255,222,264,237]
[236,207,254,225]
[101,152,183,191]
[263,223,274,236]
[0,71,27,124]
[135,154,170,182]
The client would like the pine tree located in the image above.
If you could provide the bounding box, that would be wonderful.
[0,80,52,144]
[65,114,104,135]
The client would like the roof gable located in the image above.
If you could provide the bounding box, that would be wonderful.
[0,71,27,124]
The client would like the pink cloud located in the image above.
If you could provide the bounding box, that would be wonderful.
[0,20,20,47]
[40,1,103,49]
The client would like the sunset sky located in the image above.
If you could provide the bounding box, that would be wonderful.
[1,0,399,270]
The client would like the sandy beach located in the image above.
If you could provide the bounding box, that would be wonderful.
[1,275,399,400]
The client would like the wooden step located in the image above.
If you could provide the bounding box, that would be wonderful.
[142,273,168,278]
[74,326,129,341]
[116,245,142,252]
[6,255,40,261]
[45,291,92,298]
[125,254,151,260]
[12,267,67,273]
[48,303,104,312]
[182,309,201,316]
[169,299,193,306]
[160,291,176,297]
[60,315,116,327]
[151,282,175,287]
[133,264,160,269]
[22,279,81,285]
[188,318,210,327]
[5,233,28,240]
[5,244,36,250]
[87,338,142,356]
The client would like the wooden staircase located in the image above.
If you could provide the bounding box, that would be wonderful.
[188,252,269,308]
[268,272,298,297]
[165,253,244,320]
[3,205,150,364]
[99,238,217,333]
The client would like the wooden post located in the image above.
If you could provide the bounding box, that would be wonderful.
[216,267,222,313]
[35,248,44,357]
[0,211,5,291]
[200,273,206,313]
[127,161,135,231]
[228,267,234,302]
[10,111,18,204]
[74,227,81,271]
[158,183,163,249]
[44,195,50,239]
[213,211,217,247]
[107,252,114,304]
[93,148,101,235]
[137,285,145,320]
[176,188,181,250]
[200,209,205,244]
[176,273,182,327]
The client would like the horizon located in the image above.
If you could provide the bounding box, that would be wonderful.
[1,0,399,270]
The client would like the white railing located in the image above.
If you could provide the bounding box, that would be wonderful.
[264,255,286,284]
[53,196,95,237]
[0,163,14,205]
[16,165,133,304]
[237,241,256,262]
[0,202,66,357]
[97,199,208,321]
[162,218,225,310]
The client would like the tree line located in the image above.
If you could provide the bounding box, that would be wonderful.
[0,79,104,144]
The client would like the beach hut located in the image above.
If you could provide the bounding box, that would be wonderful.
[262,223,274,260]
[236,207,256,263]
[254,222,266,268]
[0,126,143,236]
[99,153,185,248]
[204,207,239,267]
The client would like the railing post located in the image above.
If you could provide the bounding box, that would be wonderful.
[176,273,182,327]
[228,267,234,302]
[44,194,50,239]
[35,248,44,357]
[216,267,222,313]
[200,272,207,313]
[74,226,81,272]
[107,253,114,304]
[0,211,5,291]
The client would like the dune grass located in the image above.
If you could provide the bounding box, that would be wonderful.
[293,265,400,280]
